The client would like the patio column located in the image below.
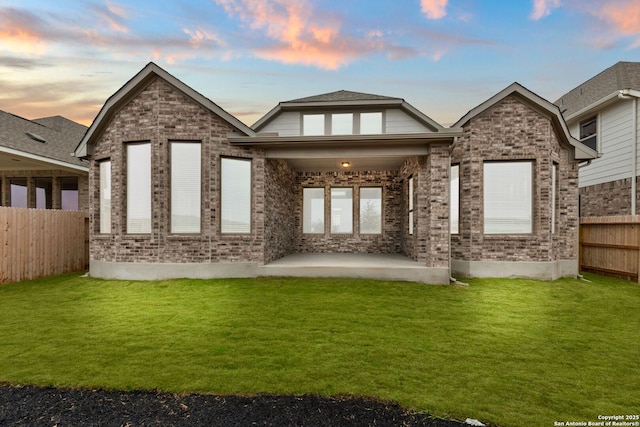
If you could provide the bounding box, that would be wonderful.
[425,143,450,269]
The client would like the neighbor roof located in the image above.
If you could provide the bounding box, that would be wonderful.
[453,82,598,161]
[554,61,640,118]
[253,89,444,132]
[0,110,88,170]
[74,62,255,158]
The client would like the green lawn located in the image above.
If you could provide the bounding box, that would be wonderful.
[0,273,638,426]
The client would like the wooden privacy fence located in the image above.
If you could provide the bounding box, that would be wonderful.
[580,215,640,282]
[0,207,89,284]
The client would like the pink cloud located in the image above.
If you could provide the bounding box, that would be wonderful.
[600,0,640,36]
[92,1,129,33]
[420,0,448,20]
[530,0,561,20]
[214,0,380,69]
[0,8,47,53]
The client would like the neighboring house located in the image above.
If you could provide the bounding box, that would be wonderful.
[0,110,89,210]
[555,61,640,217]
[74,62,596,283]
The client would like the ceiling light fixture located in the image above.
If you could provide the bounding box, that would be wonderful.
[341,161,351,168]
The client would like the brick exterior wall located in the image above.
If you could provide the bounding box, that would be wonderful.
[89,77,265,264]
[293,170,403,255]
[264,158,297,263]
[450,95,579,263]
[578,178,640,217]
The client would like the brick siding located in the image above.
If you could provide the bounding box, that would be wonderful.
[450,95,578,262]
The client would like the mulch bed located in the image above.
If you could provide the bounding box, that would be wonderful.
[0,384,470,426]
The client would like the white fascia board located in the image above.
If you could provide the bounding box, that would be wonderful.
[0,146,88,172]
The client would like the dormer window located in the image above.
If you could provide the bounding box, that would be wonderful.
[579,116,597,151]
[302,112,383,136]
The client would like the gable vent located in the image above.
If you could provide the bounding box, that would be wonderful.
[26,132,46,143]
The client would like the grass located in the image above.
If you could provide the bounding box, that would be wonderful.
[0,273,638,426]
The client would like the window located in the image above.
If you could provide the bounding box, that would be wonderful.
[484,162,532,234]
[360,187,382,234]
[126,143,151,234]
[303,188,325,233]
[60,177,79,210]
[408,176,414,235]
[579,116,597,151]
[221,157,251,233]
[450,165,459,234]
[9,178,27,208]
[360,112,382,134]
[331,113,353,135]
[331,188,353,233]
[551,163,557,234]
[171,142,201,233]
[303,114,325,136]
[100,161,111,233]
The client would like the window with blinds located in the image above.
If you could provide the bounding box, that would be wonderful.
[450,165,459,234]
[126,143,151,234]
[360,187,382,234]
[331,188,353,233]
[100,161,111,233]
[221,157,251,233]
[483,161,532,234]
[171,142,201,233]
[303,188,325,233]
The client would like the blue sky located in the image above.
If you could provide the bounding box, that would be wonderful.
[1,0,639,127]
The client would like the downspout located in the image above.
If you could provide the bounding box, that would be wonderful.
[618,90,639,215]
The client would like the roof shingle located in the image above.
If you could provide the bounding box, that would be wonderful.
[285,90,400,103]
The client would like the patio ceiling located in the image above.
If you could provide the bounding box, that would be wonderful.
[283,156,409,172]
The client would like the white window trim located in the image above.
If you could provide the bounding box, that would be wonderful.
[126,142,152,234]
[171,141,201,234]
[450,165,459,234]
[483,161,533,235]
[99,160,111,234]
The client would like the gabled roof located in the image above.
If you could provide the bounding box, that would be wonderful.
[0,110,88,171]
[554,61,640,119]
[453,82,597,161]
[253,89,444,132]
[74,62,254,158]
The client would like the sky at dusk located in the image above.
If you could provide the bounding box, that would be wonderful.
[1,0,639,127]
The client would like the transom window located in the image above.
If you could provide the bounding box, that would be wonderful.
[483,161,533,234]
[302,112,383,135]
[579,116,597,151]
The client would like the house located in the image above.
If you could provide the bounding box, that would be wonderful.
[0,110,89,210]
[74,62,596,283]
[555,61,640,217]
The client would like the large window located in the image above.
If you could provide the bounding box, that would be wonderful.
[9,178,27,208]
[331,188,353,233]
[171,142,201,233]
[360,187,382,234]
[579,116,597,151]
[221,157,251,233]
[303,188,325,233]
[483,162,532,234]
[35,178,52,209]
[100,161,111,233]
[126,143,151,234]
[552,163,557,234]
[450,165,459,234]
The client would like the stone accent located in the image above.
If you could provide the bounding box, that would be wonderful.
[88,77,265,265]
[293,170,402,255]
[450,95,579,266]
[579,178,639,217]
